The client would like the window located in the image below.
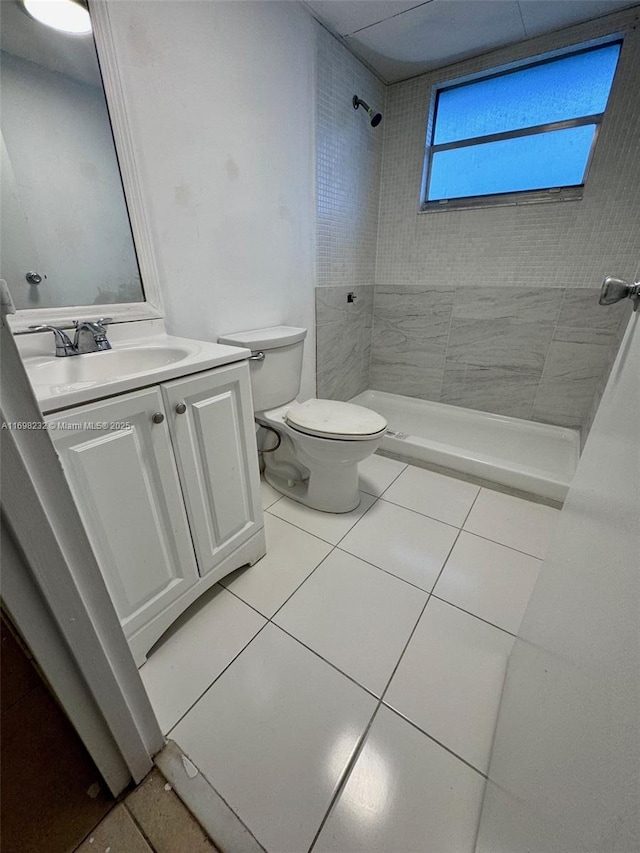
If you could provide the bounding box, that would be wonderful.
[421,40,621,210]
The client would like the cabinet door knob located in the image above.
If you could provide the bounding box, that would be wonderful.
[175,402,187,415]
[152,412,165,424]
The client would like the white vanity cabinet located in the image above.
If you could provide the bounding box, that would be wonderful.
[46,361,265,665]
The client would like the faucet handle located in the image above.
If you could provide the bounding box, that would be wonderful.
[28,323,72,339]
[96,317,113,325]
[28,324,76,357]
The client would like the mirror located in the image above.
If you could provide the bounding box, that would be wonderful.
[0,0,144,311]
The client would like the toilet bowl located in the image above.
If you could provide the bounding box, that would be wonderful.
[218,326,387,513]
[258,399,386,512]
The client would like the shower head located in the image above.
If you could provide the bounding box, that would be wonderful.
[353,95,382,127]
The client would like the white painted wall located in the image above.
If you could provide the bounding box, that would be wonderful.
[0,52,142,309]
[105,0,318,399]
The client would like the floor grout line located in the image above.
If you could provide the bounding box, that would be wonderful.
[123,800,158,852]
[335,544,445,595]
[306,701,381,853]
[268,548,344,622]
[364,452,409,495]
[264,491,379,547]
[380,703,489,780]
[262,506,336,546]
[379,595,433,701]
[269,622,381,701]
[429,593,519,638]
[261,497,282,511]
[165,620,271,738]
[334,493,381,548]
[458,527,549,560]
[219,582,273,620]
[461,485,482,528]
[375,494,473,530]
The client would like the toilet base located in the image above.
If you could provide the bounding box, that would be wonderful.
[261,427,370,514]
[264,464,361,514]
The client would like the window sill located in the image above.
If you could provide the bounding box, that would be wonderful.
[419,186,584,213]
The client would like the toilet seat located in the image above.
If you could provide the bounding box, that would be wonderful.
[285,399,387,441]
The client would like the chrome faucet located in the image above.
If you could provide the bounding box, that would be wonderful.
[29,317,113,356]
[73,318,113,353]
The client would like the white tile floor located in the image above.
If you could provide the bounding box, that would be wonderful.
[140,456,560,853]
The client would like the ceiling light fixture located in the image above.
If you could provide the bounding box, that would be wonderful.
[21,0,92,35]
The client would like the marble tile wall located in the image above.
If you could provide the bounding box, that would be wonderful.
[316,285,373,400]
[370,286,454,400]
[367,285,628,427]
[530,289,630,427]
[315,282,629,428]
[569,299,632,446]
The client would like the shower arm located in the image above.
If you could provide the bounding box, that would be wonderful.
[353,95,382,127]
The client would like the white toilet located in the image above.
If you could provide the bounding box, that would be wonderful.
[218,326,387,513]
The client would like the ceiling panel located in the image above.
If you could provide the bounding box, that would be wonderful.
[304,0,428,36]
[308,0,639,84]
[519,0,637,37]
[347,0,526,82]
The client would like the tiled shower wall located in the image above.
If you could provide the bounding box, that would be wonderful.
[315,8,639,430]
[370,284,628,426]
[371,8,640,429]
[315,27,383,399]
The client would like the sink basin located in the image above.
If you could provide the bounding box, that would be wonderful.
[20,328,251,414]
[27,346,192,386]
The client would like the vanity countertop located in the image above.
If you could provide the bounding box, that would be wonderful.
[15,319,250,414]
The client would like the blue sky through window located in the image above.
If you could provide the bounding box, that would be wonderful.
[429,125,596,200]
[426,41,621,203]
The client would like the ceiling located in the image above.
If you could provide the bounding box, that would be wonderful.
[2,0,637,89]
[303,0,639,82]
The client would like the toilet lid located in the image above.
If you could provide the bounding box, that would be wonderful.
[285,399,387,440]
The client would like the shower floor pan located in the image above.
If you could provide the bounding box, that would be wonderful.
[350,390,580,503]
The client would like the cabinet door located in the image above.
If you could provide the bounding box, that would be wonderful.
[46,388,199,638]
[162,362,263,577]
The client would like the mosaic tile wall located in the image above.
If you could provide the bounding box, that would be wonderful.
[375,9,640,292]
[316,27,385,290]
[315,28,384,399]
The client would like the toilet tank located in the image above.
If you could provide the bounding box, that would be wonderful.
[218,326,307,412]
